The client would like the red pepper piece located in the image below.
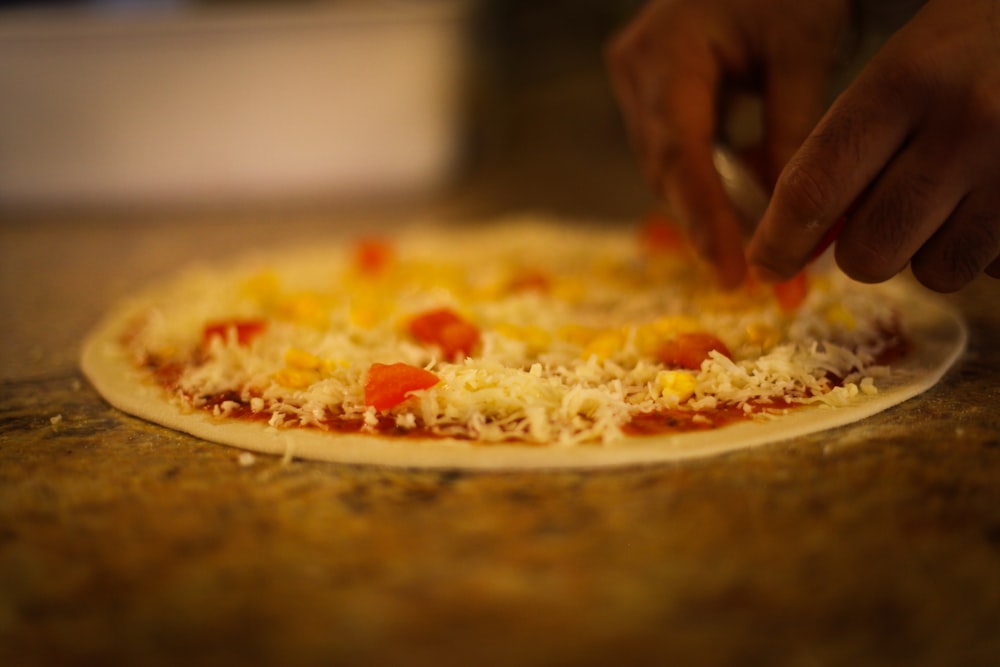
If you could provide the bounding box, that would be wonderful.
[639,211,686,255]
[408,308,480,361]
[507,268,551,293]
[773,271,809,312]
[354,237,394,276]
[203,318,267,346]
[658,332,731,370]
[764,212,842,314]
[364,362,439,410]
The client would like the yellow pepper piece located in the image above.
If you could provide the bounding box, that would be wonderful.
[656,370,697,401]
[825,303,856,330]
[582,330,624,362]
[495,323,552,351]
[347,284,393,329]
[320,358,349,374]
[284,347,321,370]
[558,324,600,346]
[240,270,281,304]
[650,315,700,336]
[281,292,332,329]
[274,367,317,389]
[349,304,380,329]
[746,322,780,349]
[551,277,586,304]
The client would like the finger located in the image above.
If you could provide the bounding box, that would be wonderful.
[910,191,1000,292]
[605,44,640,146]
[763,51,834,187]
[606,4,719,198]
[664,144,748,287]
[987,255,1000,280]
[834,136,969,284]
[653,70,749,287]
[605,3,748,286]
[627,35,746,285]
[605,31,653,187]
[747,56,917,281]
[632,23,720,198]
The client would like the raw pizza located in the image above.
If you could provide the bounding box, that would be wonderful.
[81,215,966,468]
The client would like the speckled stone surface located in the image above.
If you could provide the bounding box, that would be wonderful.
[4,209,1000,667]
[3,53,1000,667]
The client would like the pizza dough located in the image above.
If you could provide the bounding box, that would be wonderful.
[80,218,967,469]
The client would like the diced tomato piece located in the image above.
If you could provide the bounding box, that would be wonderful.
[354,237,394,276]
[740,269,768,298]
[773,272,809,312]
[203,318,267,346]
[657,332,731,370]
[364,362,439,410]
[639,211,686,254]
[408,308,480,360]
[507,268,551,293]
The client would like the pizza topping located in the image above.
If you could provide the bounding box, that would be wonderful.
[506,268,551,293]
[354,237,394,276]
[655,370,697,401]
[773,272,809,312]
[120,219,905,446]
[364,362,440,411]
[582,330,626,362]
[639,211,686,255]
[657,332,732,370]
[407,308,481,361]
[773,206,851,312]
[284,347,322,370]
[202,318,267,346]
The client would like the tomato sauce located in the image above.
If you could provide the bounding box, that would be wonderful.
[623,405,750,436]
[130,325,911,444]
[189,385,790,441]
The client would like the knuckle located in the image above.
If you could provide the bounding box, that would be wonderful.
[964,77,1000,138]
[913,211,1000,292]
[836,170,942,285]
[961,210,1000,252]
[875,53,927,102]
[865,173,934,242]
[928,214,1000,291]
[777,157,840,222]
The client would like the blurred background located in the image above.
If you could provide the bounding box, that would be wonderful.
[0,0,649,217]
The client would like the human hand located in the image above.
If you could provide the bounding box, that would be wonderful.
[748,0,1000,292]
[607,0,852,287]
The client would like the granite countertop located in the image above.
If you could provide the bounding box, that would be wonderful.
[3,56,1000,667]
[4,205,1000,667]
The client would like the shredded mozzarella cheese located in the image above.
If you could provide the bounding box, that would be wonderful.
[123,218,904,445]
